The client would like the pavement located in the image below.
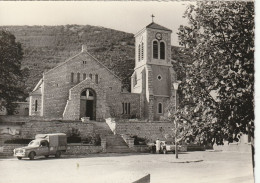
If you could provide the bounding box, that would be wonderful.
[0,150,254,183]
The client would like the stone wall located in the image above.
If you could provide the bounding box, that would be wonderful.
[115,121,174,142]
[213,143,252,152]
[107,92,141,119]
[66,145,103,155]
[20,121,94,139]
[30,94,42,116]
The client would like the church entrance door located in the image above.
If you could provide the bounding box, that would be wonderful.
[80,89,96,120]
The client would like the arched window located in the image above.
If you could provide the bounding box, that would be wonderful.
[158,103,163,114]
[89,74,92,80]
[160,42,165,60]
[153,41,158,59]
[71,73,74,83]
[138,44,141,61]
[77,73,80,83]
[35,100,38,112]
[141,42,144,60]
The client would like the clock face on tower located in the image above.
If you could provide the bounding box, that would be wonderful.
[155,32,162,40]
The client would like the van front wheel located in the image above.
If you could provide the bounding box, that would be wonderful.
[29,152,35,160]
[55,151,61,158]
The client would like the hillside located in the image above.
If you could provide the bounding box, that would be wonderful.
[1,25,190,94]
[1,25,135,92]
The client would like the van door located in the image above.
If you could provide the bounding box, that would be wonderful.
[40,140,50,156]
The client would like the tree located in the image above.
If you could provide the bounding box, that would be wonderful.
[175,2,254,145]
[0,30,26,114]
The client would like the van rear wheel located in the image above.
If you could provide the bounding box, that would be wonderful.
[17,157,22,160]
[55,151,61,158]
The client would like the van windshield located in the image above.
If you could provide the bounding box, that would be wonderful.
[28,140,40,147]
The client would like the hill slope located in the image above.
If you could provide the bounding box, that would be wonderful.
[1,25,135,92]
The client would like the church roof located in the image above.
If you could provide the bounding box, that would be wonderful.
[43,47,121,81]
[146,22,172,32]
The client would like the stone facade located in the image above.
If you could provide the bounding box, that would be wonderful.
[29,49,141,120]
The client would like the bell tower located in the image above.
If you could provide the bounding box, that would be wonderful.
[131,20,176,121]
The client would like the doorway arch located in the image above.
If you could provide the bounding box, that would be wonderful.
[80,88,96,120]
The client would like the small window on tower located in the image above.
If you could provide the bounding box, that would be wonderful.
[89,74,92,80]
[83,73,86,80]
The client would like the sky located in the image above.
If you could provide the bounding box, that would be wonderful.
[0,1,192,46]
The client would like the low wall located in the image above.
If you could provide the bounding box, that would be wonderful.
[20,121,94,139]
[66,144,103,155]
[133,145,150,153]
[0,144,23,156]
[213,143,252,153]
[0,144,104,157]
[115,121,174,142]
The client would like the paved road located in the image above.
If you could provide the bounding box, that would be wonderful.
[0,151,254,183]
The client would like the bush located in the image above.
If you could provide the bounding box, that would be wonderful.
[131,135,147,145]
[82,134,101,146]
[67,136,81,143]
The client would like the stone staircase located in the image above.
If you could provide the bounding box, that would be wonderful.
[90,121,133,153]
[106,135,134,153]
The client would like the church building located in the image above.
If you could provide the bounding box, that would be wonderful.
[29,21,177,121]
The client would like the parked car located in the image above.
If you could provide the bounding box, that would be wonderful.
[159,141,187,154]
[13,133,67,160]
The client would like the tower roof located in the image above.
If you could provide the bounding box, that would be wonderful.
[146,22,172,32]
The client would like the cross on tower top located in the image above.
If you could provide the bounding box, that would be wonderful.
[151,14,155,22]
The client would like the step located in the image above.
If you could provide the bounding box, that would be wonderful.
[106,147,133,153]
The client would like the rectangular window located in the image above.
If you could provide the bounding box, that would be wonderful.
[158,103,163,114]
[71,73,74,83]
[125,103,128,114]
[128,103,130,115]
[83,73,86,80]
[35,100,38,112]
[77,73,80,83]
[122,103,125,114]
[95,74,98,84]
